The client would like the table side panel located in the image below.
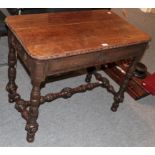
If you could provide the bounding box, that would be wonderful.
[46,43,147,76]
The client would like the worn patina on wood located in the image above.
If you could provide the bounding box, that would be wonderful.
[5,10,151,142]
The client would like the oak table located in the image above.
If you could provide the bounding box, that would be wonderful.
[5,10,151,142]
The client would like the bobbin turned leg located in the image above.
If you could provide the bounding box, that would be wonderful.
[6,39,18,103]
[85,67,96,83]
[111,56,141,112]
[25,80,41,142]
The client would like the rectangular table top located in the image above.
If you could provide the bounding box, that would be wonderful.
[5,10,151,60]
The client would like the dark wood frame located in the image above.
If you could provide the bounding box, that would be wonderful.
[6,27,148,142]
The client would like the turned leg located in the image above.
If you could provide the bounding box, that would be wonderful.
[111,56,142,112]
[25,80,41,142]
[85,67,96,83]
[6,42,18,103]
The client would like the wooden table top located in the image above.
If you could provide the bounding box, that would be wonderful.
[5,10,151,60]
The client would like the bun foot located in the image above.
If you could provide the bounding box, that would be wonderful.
[27,133,35,143]
[85,74,92,83]
[111,105,118,112]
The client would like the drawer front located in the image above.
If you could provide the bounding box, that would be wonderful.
[47,43,147,76]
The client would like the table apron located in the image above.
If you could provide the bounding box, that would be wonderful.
[46,43,147,76]
[10,29,147,78]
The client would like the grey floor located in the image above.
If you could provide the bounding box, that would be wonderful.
[0,9,155,146]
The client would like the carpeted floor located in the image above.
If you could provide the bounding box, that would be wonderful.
[0,9,155,146]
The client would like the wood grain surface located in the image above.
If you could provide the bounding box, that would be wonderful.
[5,10,151,60]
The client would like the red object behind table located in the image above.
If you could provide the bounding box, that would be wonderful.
[142,73,155,95]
